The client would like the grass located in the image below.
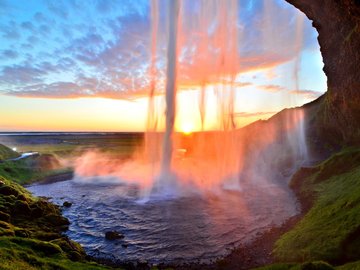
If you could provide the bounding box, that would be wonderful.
[0,143,73,185]
[0,157,72,185]
[274,148,360,264]
[0,134,142,158]
[253,261,360,270]
[0,237,110,270]
[0,144,19,161]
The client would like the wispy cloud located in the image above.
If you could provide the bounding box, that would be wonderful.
[289,89,323,99]
[258,84,286,92]
[0,0,323,100]
[234,111,277,118]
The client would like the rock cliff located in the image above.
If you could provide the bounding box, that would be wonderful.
[287,0,360,145]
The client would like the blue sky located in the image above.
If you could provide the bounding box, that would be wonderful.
[0,0,327,131]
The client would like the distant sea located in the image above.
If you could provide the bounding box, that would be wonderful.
[0,132,143,136]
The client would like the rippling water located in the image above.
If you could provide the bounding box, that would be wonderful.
[28,180,298,264]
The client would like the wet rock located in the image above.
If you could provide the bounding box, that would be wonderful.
[13,201,31,216]
[0,185,19,197]
[51,237,86,261]
[0,180,5,186]
[63,201,72,208]
[105,231,124,240]
[45,214,70,227]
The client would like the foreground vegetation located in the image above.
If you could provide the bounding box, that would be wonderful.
[0,175,111,269]
[0,144,112,270]
[254,148,360,270]
[0,144,18,161]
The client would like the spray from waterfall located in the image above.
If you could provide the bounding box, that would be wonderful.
[72,0,311,197]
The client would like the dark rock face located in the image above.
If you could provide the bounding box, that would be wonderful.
[286,0,360,145]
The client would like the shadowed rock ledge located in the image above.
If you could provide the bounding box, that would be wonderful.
[285,0,360,146]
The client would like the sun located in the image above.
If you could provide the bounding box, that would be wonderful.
[181,122,194,135]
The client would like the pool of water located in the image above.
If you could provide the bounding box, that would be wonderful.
[28,179,297,264]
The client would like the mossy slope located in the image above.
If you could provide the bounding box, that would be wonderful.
[273,148,360,264]
[254,260,360,270]
[0,153,70,185]
[0,175,110,270]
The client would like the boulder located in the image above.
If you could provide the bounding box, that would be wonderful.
[63,201,72,208]
[105,230,124,240]
[45,214,70,227]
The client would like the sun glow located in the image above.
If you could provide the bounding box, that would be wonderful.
[180,122,194,135]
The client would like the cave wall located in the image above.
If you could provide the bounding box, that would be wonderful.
[286,0,360,145]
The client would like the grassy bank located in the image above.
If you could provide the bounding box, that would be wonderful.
[0,143,72,185]
[0,143,111,269]
[253,148,360,269]
[0,175,111,270]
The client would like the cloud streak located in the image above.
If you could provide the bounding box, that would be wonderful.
[289,89,323,99]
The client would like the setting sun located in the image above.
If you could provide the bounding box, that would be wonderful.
[180,122,194,135]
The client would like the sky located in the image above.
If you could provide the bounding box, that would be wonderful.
[0,0,327,132]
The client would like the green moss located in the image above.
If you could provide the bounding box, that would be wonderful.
[336,260,360,270]
[0,237,111,270]
[0,175,113,270]
[253,261,336,270]
[274,148,360,263]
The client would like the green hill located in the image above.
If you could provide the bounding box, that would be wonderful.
[0,144,19,161]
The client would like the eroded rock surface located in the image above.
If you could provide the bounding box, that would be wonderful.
[286,0,360,145]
